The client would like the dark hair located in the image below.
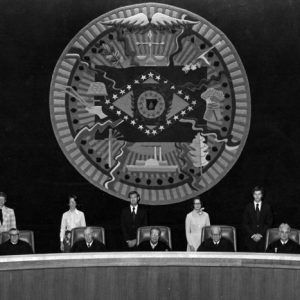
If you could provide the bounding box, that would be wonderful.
[191,198,202,210]
[252,186,264,195]
[68,195,77,202]
[128,191,140,202]
[9,228,19,235]
[0,192,7,200]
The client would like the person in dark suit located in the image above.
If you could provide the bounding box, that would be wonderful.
[242,186,273,252]
[0,228,33,255]
[266,223,300,254]
[71,227,106,252]
[121,191,148,250]
[198,226,234,252]
[138,227,170,251]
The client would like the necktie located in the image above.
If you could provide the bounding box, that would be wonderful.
[0,209,3,224]
[132,208,136,221]
[256,203,260,219]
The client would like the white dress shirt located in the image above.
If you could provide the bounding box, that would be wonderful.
[254,201,262,211]
[60,209,86,241]
[130,205,138,214]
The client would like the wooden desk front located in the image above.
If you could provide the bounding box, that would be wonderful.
[0,252,299,300]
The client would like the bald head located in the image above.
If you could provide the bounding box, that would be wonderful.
[210,226,222,243]
[84,227,93,243]
[279,223,291,243]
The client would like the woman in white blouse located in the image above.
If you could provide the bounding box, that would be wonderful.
[185,198,210,251]
[60,195,86,252]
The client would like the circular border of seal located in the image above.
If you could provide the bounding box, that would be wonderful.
[49,3,251,205]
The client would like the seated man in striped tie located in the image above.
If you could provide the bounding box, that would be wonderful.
[71,227,106,252]
[266,223,300,254]
[197,226,234,252]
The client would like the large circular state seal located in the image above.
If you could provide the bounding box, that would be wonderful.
[50,3,251,205]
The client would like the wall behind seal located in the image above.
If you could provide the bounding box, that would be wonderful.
[0,0,299,252]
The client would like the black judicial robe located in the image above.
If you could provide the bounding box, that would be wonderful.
[137,240,170,251]
[266,239,300,254]
[197,237,234,252]
[71,239,106,252]
[0,240,33,255]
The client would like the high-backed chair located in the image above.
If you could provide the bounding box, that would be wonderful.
[71,226,105,247]
[265,228,300,251]
[136,226,172,249]
[201,225,237,252]
[1,230,35,253]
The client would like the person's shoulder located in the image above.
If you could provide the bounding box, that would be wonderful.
[19,239,33,250]
[0,240,10,247]
[72,239,85,249]
[268,239,280,247]
[221,237,233,245]
[94,239,105,246]
[3,206,14,213]
[158,240,169,248]
[197,239,211,251]
[62,210,70,217]
[19,239,30,245]
[203,237,213,245]
[139,240,148,246]
[138,240,149,249]
[138,207,147,215]
[73,239,84,246]
[262,202,272,209]
[288,239,300,246]
[137,205,146,211]
[186,211,193,218]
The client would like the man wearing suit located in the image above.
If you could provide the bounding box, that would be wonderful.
[138,227,170,251]
[266,223,300,254]
[0,192,16,233]
[121,191,148,250]
[242,186,273,252]
[71,227,106,252]
[198,226,234,252]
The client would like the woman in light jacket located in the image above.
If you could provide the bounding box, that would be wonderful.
[185,198,210,251]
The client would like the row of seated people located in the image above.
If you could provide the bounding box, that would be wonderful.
[1,223,300,255]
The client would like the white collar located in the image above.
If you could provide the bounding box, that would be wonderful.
[150,241,158,248]
[86,240,93,247]
[254,201,262,209]
[131,205,138,212]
